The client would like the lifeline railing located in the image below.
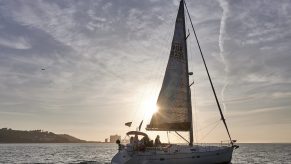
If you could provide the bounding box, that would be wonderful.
[122,141,233,154]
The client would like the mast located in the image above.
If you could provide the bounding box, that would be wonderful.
[180,0,193,146]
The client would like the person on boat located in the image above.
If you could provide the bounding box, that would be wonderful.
[154,135,161,147]
[129,136,134,144]
[139,137,146,151]
[133,135,139,150]
[116,139,123,150]
[140,135,150,147]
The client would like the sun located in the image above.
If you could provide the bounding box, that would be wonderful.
[141,96,158,121]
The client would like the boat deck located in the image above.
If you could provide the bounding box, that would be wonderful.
[123,143,232,155]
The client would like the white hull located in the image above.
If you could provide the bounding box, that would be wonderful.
[112,144,234,164]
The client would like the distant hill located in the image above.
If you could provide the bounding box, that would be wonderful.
[0,128,89,143]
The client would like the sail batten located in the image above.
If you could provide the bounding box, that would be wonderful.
[146,0,191,132]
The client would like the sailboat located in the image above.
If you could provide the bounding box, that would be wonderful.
[111,0,238,163]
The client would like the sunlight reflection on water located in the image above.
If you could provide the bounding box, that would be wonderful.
[0,143,117,163]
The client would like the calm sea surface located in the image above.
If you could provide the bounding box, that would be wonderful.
[0,143,290,163]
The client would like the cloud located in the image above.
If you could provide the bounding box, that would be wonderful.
[215,0,291,115]
[0,0,179,130]
[0,37,31,49]
[217,0,230,112]
[0,0,290,142]
[222,0,291,82]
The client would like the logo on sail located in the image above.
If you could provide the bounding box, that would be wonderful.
[170,42,184,61]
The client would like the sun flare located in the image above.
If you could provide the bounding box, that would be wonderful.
[141,96,159,121]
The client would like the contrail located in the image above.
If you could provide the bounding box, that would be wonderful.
[218,0,230,112]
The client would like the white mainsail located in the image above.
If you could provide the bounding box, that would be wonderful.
[146,1,192,131]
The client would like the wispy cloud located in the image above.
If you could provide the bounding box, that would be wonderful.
[218,0,230,113]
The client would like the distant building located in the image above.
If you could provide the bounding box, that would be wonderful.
[110,135,121,143]
[105,138,108,143]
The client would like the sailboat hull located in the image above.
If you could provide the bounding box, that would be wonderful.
[111,145,234,164]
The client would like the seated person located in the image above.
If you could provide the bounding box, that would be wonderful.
[154,135,161,147]
[141,136,150,147]
[129,136,134,144]
[133,135,139,150]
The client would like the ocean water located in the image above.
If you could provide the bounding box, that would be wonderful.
[0,143,290,163]
[0,143,116,164]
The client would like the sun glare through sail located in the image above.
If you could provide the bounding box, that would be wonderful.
[141,96,158,122]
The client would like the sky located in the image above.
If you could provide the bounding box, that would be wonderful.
[0,0,290,143]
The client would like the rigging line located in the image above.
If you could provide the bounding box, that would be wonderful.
[192,77,199,143]
[137,44,165,125]
[197,119,220,132]
[175,131,190,144]
[129,32,156,126]
[184,0,233,144]
[151,6,178,88]
[132,10,176,126]
[148,11,177,92]
[139,12,177,127]
[146,10,183,122]
[131,52,155,127]
[187,27,199,143]
[147,13,176,86]
[200,121,221,142]
[186,14,199,143]
[151,2,188,118]
[133,86,148,127]
[192,86,198,143]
